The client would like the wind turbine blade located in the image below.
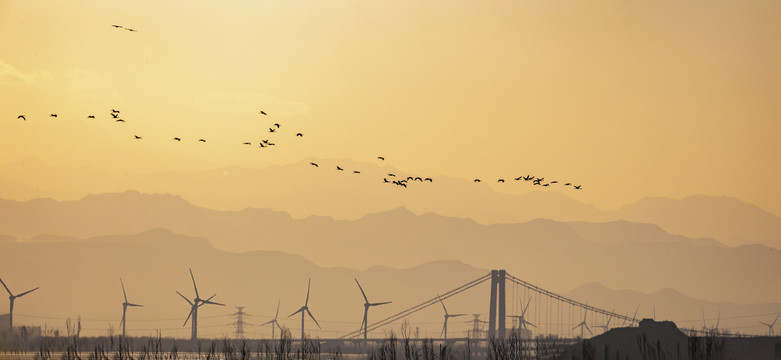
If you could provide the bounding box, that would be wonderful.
[127,303,143,307]
[201,299,224,306]
[204,294,217,302]
[275,299,281,319]
[355,279,369,303]
[289,308,304,318]
[584,324,592,335]
[0,277,11,296]
[176,291,194,306]
[526,321,536,328]
[451,314,467,317]
[438,295,448,315]
[305,279,311,306]
[760,321,770,326]
[773,314,780,327]
[632,305,640,322]
[370,301,391,306]
[183,309,193,327]
[571,324,580,331]
[276,322,284,332]
[260,320,274,326]
[16,287,39,298]
[716,311,721,329]
[121,278,128,303]
[189,268,199,300]
[306,308,321,329]
[522,298,532,316]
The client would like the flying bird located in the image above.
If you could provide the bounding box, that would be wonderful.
[17,115,25,121]
[49,114,57,118]
[424,178,433,182]
[498,179,505,183]
[111,109,119,113]
[514,176,522,181]
[115,119,125,122]
[573,185,582,190]
[111,25,123,29]
[336,166,344,171]
[243,142,251,145]
[274,123,280,128]
[260,110,267,115]
[310,162,318,167]
[388,173,396,177]
[474,179,481,183]
[269,128,276,133]
[383,178,390,183]
[353,171,361,174]
[377,156,385,161]
[259,143,266,148]
[267,142,275,146]
[125,28,136,32]
[262,139,270,144]
[87,115,95,118]
[198,139,206,142]
[134,135,142,139]
[296,133,303,137]
[564,183,571,186]
[173,137,181,141]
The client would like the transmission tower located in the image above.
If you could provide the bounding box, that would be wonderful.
[230,306,252,338]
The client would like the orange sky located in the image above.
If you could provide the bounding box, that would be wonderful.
[1,0,780,215]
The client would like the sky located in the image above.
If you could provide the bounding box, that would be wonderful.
[1,0,780,216]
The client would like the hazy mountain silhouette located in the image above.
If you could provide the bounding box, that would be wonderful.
[0,230,777,339]
[2,158,780,248]
[0,229,487,338]
[608,195,781,248]
[2,192,781,304]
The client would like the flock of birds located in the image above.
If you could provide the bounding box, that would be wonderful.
[12,23,583,192]
[13,108,583,191]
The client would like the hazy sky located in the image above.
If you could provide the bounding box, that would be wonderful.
[1,0,780,215]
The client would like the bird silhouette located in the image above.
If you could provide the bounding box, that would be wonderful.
[407,176,414,181]
[173,137,181,141]
[115,119,125,122]
[259,143,266,148]
[564,183,571,186]
[573,185,582,190]
[267,142,275,146]
[111,113,119,119]
[87,115,95,118]
[111,25,123,29]
[269,128,276,133]
[274,123,280,128]
[551,181,558,184]
[424,178,433,182]
[474,179,481,182]
[260,111,267,115]
[243,142,251,145]
[542,183,550,187]
[514,176,522,181]
[134,135,142,139]
[296,133,303,137]
[125,28,136,32]
[198,139,206,142]
[353,171,361,174]
[336,166,343,171]
[49,114,57,117]
[498,179,505,183]
[310,162,318,167]
[111,109,119,113]
[262,139,270,144]
[17,115,25,121]
[383,178,390,183]
[388,173,396,177]
[414,177,423,182]
[377,156,385,161]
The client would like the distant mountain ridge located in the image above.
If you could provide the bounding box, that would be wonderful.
[2,158,780,248]
[2,191,781,305]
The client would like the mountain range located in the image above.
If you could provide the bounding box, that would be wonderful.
[2,158,781,248]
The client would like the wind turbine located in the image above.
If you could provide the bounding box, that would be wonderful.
[594,309,614,334]
[572,309,592,338]
[119,278,143,338]
[355,279,391,340]
[261,299,284,339]
[759,313,779,336]
[177,268,224,351]
[0,276,39,333]
[508,298,536,336]
[288,279,320,342]
[438,295,466,339]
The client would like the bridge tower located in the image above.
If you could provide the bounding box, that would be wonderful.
[487,269,507,338]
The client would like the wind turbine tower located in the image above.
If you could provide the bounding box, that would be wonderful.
[288,279,321,342]
[759,313,780,336]
[355,279,391,341]
[177,268,224,351]
[119,278,143,338]
[0,276,39,334]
